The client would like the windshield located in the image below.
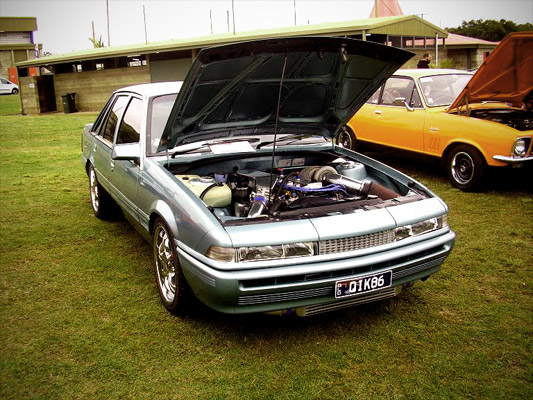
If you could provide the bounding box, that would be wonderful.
[149,93,178,155]
[419,74,472,107]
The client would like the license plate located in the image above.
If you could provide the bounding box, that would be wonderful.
[335,270,392,298]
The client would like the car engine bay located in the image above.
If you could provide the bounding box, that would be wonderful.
[462,108,533,131]
[171,151,426,222]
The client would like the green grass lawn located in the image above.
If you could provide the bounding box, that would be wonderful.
[1,95,532,399]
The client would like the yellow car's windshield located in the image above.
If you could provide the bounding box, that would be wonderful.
[419,74,472,107]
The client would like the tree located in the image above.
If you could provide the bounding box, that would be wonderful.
[446,19,533,42]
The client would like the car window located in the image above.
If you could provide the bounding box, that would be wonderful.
[101,95,129,143]
[1,78,9,84]
[91,96,115,134]
[116,97,142,144]
[419,74,472,107]
[380,77,417,106]
[409,86,423,108]
[366,86,382,104]
[149,93,178,155]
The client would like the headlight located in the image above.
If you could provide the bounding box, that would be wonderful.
[513,138,530,158]
[394,215,447,241]
[205,246,235,263]
[206,242,315,263]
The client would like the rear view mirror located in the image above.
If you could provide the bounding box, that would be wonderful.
[393,97,414,112]
[112,142,140,161]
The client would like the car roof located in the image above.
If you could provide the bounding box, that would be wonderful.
[394,68,474,78]
[115,81,183,98]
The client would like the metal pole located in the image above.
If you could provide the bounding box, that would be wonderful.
[106,0,111,46]
[232,0,236,35]
[294,0,297,25]
[435,32,439,66]
[143,5,148,44]
[210,9,213,34]
[375,0,378,17]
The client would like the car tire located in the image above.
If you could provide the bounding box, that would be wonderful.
[446,145,485,191]
[336,126,358,150]
[12,88,19,95]
[152,218,191,315]
[88,164,114,218]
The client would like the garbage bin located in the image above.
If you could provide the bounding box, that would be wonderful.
[61,93,77,113]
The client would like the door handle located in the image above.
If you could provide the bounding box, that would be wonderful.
[374,110,382,115]
[110,160,115,170]
[92,143,97,152]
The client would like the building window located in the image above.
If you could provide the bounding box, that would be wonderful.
[127,57,147,67]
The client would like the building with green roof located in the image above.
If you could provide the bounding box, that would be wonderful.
[15,15,455,114]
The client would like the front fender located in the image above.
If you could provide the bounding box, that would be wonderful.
[149,199,179,239]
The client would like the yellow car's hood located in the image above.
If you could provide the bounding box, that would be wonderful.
[449,32,533,111]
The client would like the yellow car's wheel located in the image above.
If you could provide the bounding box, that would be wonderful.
[446,145,485,191]
[336,126,357,150]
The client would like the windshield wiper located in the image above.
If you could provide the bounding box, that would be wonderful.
[256,133,326,149]
[171,137,260,157]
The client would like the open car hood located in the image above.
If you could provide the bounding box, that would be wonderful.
[162,37,412,149]
[449,32,533,111]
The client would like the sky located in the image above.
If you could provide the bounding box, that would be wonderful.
[1,0,532,55]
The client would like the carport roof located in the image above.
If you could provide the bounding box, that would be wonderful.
[17,15,448,68]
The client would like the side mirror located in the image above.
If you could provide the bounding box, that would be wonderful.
[393,97,414,112]
[112,142,140,161]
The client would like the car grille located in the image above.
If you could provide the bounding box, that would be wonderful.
[296,286,401,317]
[237,287,333,306]
[318,230,395,255]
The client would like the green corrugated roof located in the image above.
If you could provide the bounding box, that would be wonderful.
[16,15,447,67]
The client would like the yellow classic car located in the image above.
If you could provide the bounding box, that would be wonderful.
[344,32,533,191]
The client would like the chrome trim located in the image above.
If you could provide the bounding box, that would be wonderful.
[493,155,533,163]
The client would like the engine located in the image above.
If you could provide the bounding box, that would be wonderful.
[468,108,533,131]
[175,160,400,219]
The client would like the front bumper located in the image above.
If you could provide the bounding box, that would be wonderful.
[176,229,455,315]
[493,155,533,163]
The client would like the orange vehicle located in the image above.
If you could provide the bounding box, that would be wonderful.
[344,32,533,191]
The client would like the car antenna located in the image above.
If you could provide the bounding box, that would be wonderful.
[268,51,288,206]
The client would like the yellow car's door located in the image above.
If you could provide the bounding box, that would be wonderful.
[371,105,425,151]
[351,76,426,152]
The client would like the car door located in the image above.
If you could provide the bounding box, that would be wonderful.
[92,95,130,194]
[359,76,426,152]
[0,78,10,94]
[109,96,143,220]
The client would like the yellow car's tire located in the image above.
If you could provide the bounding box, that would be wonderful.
[446,145,485,191]
[336,126,358,150]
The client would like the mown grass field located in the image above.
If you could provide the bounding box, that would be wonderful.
[1,93,532,399]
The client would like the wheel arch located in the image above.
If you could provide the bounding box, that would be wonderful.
[148,200,179,238]
[441,140,488,167]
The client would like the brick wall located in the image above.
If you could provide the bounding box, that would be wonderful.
[19,75,39,114]
[53,66,150,112]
